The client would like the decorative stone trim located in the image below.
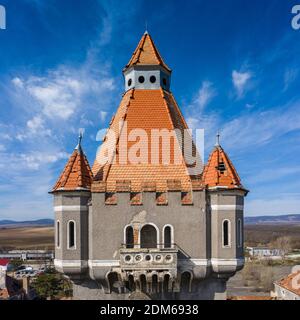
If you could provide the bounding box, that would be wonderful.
[211,258,244,267]
[54,205,88,212]
[88,260,120,267]
[210,204,243,211]
[54,259,88,268]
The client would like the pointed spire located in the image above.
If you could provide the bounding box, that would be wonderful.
[75,131,83,152]
[51,133,93,192]
[215,131,220,147]
[124,32,171,72]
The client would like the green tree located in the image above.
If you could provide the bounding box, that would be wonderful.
[9,259,23,271]
[31,269,66,300]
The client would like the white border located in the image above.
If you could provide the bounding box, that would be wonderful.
[222,219,231,248]
[211,204,243,211]
[139,223,160,248]
[54,205,88,212]
[162,224,174,248]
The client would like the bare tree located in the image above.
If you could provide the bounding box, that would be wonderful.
[270,236,292,257]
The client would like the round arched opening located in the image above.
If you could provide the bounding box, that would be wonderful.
[140,224,157,248]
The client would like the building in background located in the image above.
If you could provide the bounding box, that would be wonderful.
[247,247,285,259]
[273,271,300,300]
[51,32,248,300]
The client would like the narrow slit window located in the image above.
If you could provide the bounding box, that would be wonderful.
[68,221,75,249]
[56,221,60,248]
[223,220,230,247]
[238,219,242,248]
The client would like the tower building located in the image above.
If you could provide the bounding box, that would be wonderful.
[51,32,248,300]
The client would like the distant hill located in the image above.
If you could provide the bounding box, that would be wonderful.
[1,215,300,228]
[245,214,300,225]
[0,219,54,228]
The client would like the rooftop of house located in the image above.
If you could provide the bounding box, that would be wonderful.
[276,270,300,296]
[0,259,10,267]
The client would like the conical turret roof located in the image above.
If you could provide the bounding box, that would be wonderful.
[124,32,171,72]
[52,136,93,192]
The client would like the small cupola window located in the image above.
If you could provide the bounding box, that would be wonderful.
[217,162,226,173]
[138,76,145,83]
[127,79,132,86]
[150,75,156,83]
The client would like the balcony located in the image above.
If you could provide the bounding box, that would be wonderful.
[119,245,178,272]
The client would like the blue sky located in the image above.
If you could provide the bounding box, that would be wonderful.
[0,0,300,220]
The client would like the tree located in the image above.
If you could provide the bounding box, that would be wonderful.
[9,259,23,271]
[31,268,67,300]
[270,236,292,257]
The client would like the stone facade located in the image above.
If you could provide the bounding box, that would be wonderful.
[51,32,248,300]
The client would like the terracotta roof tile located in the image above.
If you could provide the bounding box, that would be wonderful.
[277,271,300,296]
[52,146,93,192]
[202,145,243,189]
[124,32,171,72]
[92,89,201,192]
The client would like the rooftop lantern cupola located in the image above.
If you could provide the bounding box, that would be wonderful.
[123,31,172,92]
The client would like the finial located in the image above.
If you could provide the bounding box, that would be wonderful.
[144,20,148,34]
[75,130,83,152]
[215,131,220,147]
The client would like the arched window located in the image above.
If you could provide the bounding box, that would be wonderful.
[222,220,231,247]
[237,219,242,248]
[56,220,60,248]
[68,220,76,249]
[163,225,173,248]
[125,226,134,248]
[107,272,120,293]
[180,271,192,293]
[140,224,158,248]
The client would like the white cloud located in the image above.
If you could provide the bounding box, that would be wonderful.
[27,115,46,133]
[13,66,116,121]
[221,100,300,151]
[12,77,24,88]
[0,144,6,152]
[232,70,252,98]
[195,81,216,111]
[100,110,108,122]
[20,151,69,170]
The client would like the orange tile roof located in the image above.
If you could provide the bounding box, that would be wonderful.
[124,32,171,72]
[202,145,242,189]
[276,271,300,296]
[52,146,93,192]
[92,89,202,192]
